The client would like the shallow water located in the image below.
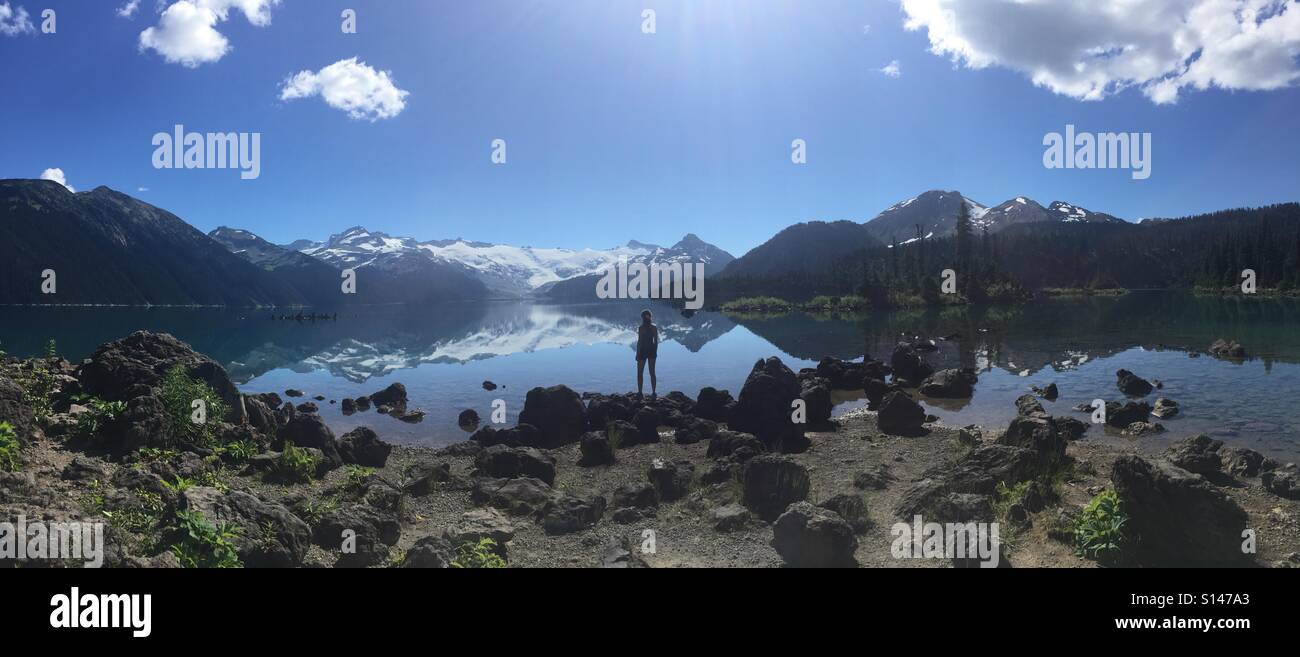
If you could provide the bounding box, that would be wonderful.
[2,292,1297,460]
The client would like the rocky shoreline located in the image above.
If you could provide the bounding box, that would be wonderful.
[1,331,1297,568]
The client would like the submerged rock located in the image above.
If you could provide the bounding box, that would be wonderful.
[517,385,587,448]
[919,368,978,399]
[1116,369,1154,397]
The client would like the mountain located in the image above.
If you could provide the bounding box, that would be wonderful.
[716,221,880,279]
[863,190,1125,245]
[209,227,370,307]
[0,180,308,306]
[295,227,733,298]
[532,234,737,301]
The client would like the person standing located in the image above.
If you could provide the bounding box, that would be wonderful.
[636,309,659,399]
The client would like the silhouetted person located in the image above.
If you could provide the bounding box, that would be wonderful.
[636,309,659,399]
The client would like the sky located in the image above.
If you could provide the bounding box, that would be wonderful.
[2,0,1299,257]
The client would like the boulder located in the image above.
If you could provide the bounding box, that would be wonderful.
[1116,369,1154,397]
[894,444,1040,519]
[341,398,357,415]
[1111,456,1250,566]
[578,431,615,467]
[853,465,895,490]
[876,391,926,436]
[1220,446,1274,478]
[646,458,694,502]
[312,504,401,568]
[1208,339,1247,359]
[337,426,392,468]
[179,486,312,568]
[742,455,810,521]
[1033,383,1059,400]
[457,409,480,432]
[919,368,978,399]
[1262,470,1300,500]
[1165,434,1223,475]
[517,385,586,447]
[402,535,455,568]
[612,483,659,510]
[711,504,750,532]
[77,331,245,424]
[629,406,663,446]
[997,414,1067,470]
[275,414,342,469]
[673,416,719,445]
[470,476,555,516]
[1105,401,1152,428]
[1014,394,1046,417]
[771,502,858,568]
[693,387,735,422]
[542,493,606,535]
[818,494,870,533]
[890,343,934,384]
[368,382,408,408]
[706,430,766,461]
[1152,398,1180,419]
[445,508,515,547]
[474,444,557,485]
[798,381,833,425]
[727,358,809,453]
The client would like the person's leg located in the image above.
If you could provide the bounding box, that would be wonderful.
[648,358,657,396]
[636,358,646,397]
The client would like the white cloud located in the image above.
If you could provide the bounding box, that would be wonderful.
[279,57,411,121]
[40,168,74,192]
[0,2,34,36]
[117,0,140,18]
[139,0,280,67]
[899,0,1300,104]
[880,60,901,77]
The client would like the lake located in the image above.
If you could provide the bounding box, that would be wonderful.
[3,291,1299,461]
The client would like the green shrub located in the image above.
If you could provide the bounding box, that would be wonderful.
[169,510,242,568]
[16,362,58,420]
[159,365,228,448]
[217,439,259,462]
[270,441,320,484]
[451,538,507,569]
[1074,489,1131,565]
[73,397,128,441]
[0,422,20,472]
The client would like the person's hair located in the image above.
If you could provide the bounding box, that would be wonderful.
[641,309,652,323]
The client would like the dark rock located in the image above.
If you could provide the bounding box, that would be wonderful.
[1116,369,1154,397]
[600,537,648,568]
[179,486,312,567]
[1123,421,1165,436]
[894,444,1040,519]
[1033,383,1059,400]
[890,343,934,384]
[693,387,735,422]
[1105,401,1153,428]
[819,494,870,533]
[253,392,283,410]
[853,465,895,490]
[728,357,809,453]
[1015,394,1046,417]
[578,431,615,466]
[402,535,455,568]
[296,402,319,413]
[312,504,401,568]
[474,444,557,485]
[1111,456,1250,566]
[1220,446,1274,478]
[1262,470,1300,500]
[369,382,408,408]
[337,426,392,468]
[243,396,276,434]
[673,416,718,445]
[1051,416,1089,441]
[470,476,555,516]
[799,380,833,424]
[341,398,357,415]
[517,385,586,448]
[1165,434,1223,475]
[1152,398,1179,419]
[275,413,342,469]
[997,414,1067,470]
[542,493,606,535]
[707,430,765,460]
[647,458,694,502]
[457,409,480,432]
[629,406,663,446]
[771,502,858,568]
[61,456,107,481]
[285,389,304,398]
[742,455,810,521]
[919,368,978,399]
[876,391,926,436]
[482,380,498,391]
[700,460,740,485]
[612,483,659,509]
[1208,339,1247,359]
[445,508,515,548]
[405,462,452,496]
[711,504,750,532]
[395,409,425,424]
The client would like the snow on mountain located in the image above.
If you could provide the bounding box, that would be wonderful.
[867,190,1125,243]
[294,227,734,298]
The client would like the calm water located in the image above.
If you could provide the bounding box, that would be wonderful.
[3,292,1299,461]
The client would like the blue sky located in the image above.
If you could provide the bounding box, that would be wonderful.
[2,0,1298,256]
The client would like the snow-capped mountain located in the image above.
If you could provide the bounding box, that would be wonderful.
[293,226,734,298]
[865,190,1124,244]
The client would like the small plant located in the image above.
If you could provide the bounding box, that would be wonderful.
[993,480,1033,521]
[73,397,128,441]
[1074,489,1131,565]
[451,538,507,569]
[344,464,376,492]
[159,365,228,448]
[162,475,197,493]
[0,422,19,472]
[270,441,319,484]
[169,510,243,568]
[295,495,340,525]
[17,361,58,420]
[217,439,259,462]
